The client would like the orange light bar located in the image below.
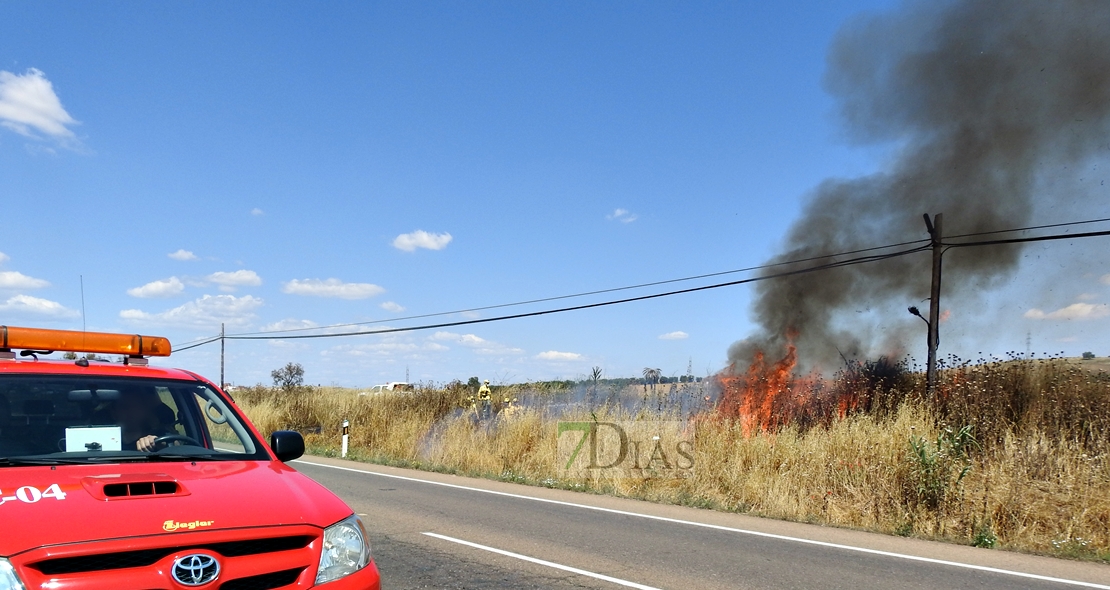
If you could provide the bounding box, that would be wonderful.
[0,326,172,357]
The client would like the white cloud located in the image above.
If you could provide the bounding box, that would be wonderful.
[0,252,8,264]
[206,270,262,292]
[320,338,459,364]
[120,294,263,329]
[251,208,264,216]
[393,230,453,252]
[282,278,385,300]
[0,271,49,290]
[380,301,405,313]
[1102,274,1110,286]
[1078,293,1098,301]
[431,331,488,346]
[168,249,197,261]
[537,350,583,361]
[0,69,78,140]
[262,318,318,332]
[659,331,689,340]
[127,277,185,298]
[606,208,638,223]
[1024,303,1110,321]
[0,294,78,318]
[325,342,421,358]
[430,331,523,355]
[477,346,524,356]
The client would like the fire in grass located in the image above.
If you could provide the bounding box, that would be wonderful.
[715,332,915,436]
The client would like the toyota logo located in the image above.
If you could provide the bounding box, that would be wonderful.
[171,554,220,586]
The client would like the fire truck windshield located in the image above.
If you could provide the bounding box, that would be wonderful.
[0,375,265,463]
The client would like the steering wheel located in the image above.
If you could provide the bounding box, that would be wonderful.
[151,434,203,450]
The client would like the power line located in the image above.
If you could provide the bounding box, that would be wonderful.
[941,215,1110,238]
[170,215,1110,351]
[944,228,1110,248]
[174,336,222,353]
[225,237,930,338]
[174,334,222,348]
[220,244,930,342]
[226,215,1110,340]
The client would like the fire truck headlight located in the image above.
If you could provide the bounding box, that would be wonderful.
[0,559,26,590]
[315,515,371,584]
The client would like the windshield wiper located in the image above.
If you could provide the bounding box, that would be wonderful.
[151,453,235,461]
[0,450,239,466]
[0,456,98,466]
[105,448,238,462]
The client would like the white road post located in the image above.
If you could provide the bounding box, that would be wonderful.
[341,419,350,458]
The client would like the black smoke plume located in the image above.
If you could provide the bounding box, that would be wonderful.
[730,0,1110,370]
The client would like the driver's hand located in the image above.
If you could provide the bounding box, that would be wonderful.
[135,435,158,452]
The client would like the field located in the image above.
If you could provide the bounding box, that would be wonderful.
[230,356,1110,562]
[1074,356,1110,374]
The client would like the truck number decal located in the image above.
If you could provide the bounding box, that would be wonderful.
[0,484,67,506]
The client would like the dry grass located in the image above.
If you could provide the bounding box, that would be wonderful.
[230,358,1110,562]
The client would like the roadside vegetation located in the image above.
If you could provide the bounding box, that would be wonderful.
[230,356,1110,562]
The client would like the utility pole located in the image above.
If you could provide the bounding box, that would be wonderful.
[923,213,943,396]
[220,323,225,390]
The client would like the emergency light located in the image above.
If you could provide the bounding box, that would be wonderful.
[0,325,172,358]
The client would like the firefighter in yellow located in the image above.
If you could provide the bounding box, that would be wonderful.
[501,394,519,417]
[477,379,492,419]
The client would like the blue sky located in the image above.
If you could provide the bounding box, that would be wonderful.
[2,1,1108,387]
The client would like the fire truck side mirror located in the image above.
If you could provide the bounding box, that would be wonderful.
[270,430,305,462]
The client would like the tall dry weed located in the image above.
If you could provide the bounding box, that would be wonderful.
[230,358,1110,561]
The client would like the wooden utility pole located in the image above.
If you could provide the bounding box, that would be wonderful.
[924,213,943,396]
[220,323,226,390]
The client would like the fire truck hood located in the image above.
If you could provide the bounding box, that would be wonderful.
[0,460,351,556]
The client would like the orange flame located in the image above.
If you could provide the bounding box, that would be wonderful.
[718,331,800,436]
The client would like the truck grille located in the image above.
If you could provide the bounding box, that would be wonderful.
[30,535,313,575]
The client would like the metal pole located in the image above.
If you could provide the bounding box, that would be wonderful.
[220,323,225,390]
[341,419,350,458]
[79,275,86,333]
[925,213,943,396]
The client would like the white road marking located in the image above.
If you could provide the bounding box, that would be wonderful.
[423,532,661,590]
[296,459,1110,589]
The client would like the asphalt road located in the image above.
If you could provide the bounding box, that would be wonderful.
[292,456,1110,590]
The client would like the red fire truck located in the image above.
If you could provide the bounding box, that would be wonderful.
[0,326,381,590]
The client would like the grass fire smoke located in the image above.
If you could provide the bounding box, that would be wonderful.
[729,0,1110,372]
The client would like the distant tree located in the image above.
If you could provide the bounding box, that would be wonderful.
[64,353,101,361]
[271,362,305,390]
[642,367,661,391]
[1082,351,1096,360]
[467,376,481,392]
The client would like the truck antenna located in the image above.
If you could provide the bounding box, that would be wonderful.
[80,275,86,333]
